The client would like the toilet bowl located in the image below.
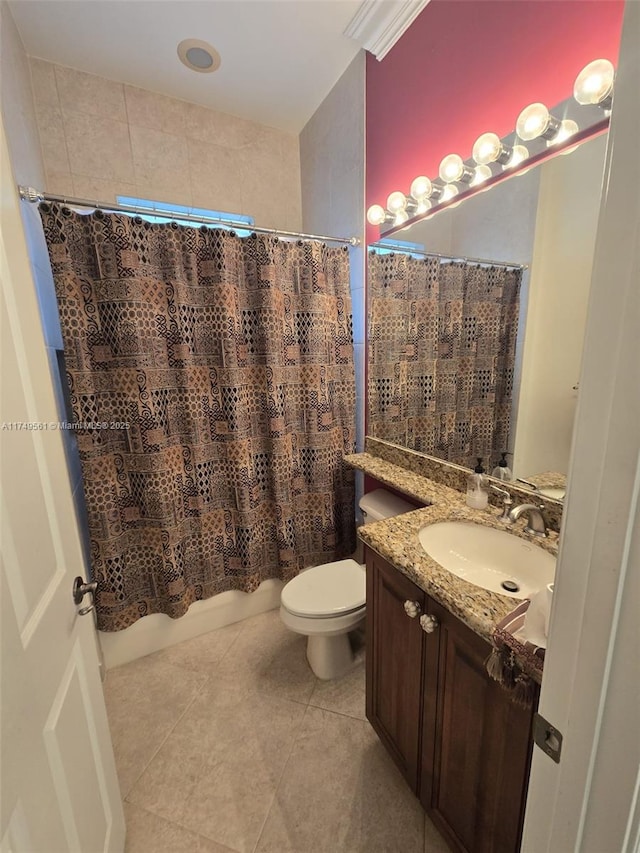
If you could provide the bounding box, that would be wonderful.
[279,489,416,679]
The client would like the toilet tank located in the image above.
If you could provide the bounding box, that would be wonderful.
[359,488,416,524]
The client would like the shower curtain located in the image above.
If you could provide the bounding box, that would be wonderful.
[39,204,356,631]
[368,250,521,470]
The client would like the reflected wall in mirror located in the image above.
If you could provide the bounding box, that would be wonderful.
[367,132,608,484]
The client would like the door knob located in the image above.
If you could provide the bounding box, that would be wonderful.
[420,614,439,634]
[404,600,421,618]
[72,576,97,615]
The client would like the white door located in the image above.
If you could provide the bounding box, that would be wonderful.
[521,1,640,850]
[0,120,125,852]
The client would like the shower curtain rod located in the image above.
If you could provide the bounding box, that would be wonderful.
[369,241,527,270]
[18,186,360,247]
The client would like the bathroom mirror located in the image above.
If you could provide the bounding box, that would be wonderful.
[366,131,608,488]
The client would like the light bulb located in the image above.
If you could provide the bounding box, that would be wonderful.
[549,119,579,147]
[386,191,408,213]
[415,199,432,215]
[507,144,529,167]
[472,132,512,166]
[367,204,387,226]
[441,184,459,202]
[393,210,409,226]
[410,176,433,201]
[438,153,473,184]
[471,164,492,186]
[516,103,561,141]
[574,59,614,107]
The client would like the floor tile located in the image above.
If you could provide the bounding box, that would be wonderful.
[127,678,308,853]
[255,706,425,853]
[104,656,207,798]
[214,610,318,705]
[144,621,244,675]
[124,802,236,852]
[308,661,366,721]
[424,813,452,853]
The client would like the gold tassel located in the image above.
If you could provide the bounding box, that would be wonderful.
[486,648,506,684]
[501,650,516,689]
[512,673,535,707]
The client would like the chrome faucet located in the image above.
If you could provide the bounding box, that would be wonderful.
[507,503,548,538]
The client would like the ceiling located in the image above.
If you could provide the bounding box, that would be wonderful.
[9,0,366,134]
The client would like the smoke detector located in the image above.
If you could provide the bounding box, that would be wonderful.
[177,39,221,74]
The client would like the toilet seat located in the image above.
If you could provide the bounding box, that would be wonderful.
[281,559,365,618]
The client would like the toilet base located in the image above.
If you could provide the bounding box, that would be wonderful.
[306,624,363,680]
[279,604,366,680]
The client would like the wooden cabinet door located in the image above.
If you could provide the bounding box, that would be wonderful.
[366,549,426,792]
[420,598,536,853]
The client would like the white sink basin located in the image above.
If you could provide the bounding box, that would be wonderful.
[539,487,565,501]
[418,521,555,598]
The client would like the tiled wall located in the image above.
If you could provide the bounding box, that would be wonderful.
[0,1,44,188]
[299,52,366,520]
[299,53,365,444]
[28,59,302,230]
[300,51,366,520]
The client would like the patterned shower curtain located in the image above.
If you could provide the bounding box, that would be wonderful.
[40,204,356,631]
[368,250,521,470]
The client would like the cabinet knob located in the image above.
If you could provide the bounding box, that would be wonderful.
[420,614,439,634]
[403,600,422,618]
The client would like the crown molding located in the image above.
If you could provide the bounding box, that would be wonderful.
[344,0,431,61]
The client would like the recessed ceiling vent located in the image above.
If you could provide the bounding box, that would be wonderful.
[177,38,221,74]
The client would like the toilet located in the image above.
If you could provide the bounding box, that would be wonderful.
[280,489,416,679]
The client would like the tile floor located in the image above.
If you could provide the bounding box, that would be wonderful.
[104,609,450,853]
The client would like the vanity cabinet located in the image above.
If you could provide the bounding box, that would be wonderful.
[365,548,536,853]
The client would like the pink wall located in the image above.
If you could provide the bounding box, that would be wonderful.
[366,0,625,235]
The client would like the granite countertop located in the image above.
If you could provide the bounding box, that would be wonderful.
[519,471,567,500]
[346,452,559,652]
[525,471,566,490]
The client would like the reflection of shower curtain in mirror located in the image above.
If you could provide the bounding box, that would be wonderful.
[368,251,521,470]
[39,204,356,632]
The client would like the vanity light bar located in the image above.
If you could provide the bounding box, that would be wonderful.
[366,57,614,232]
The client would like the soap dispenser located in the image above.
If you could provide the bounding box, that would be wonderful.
[492,452,513,482]
[466,458,489,509]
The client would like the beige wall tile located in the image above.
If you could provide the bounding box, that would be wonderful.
[183,101,260,149]
[46,171,74,196]
[187,138,242,213]
[130,124,190,205]
[125,86,189,136]
[64,112,134,183]
[143,184,193,208]
[27,60,301,226]
[35,103,70,176]
[71,175,137,204]
[238,137,302,230]
[299,52,364,239]
[55,65,127,122]
[29,58,59,108]
[278,135,302,230]
[1,3,46,187]
[281,133,301,174]
[254,123,294,155]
